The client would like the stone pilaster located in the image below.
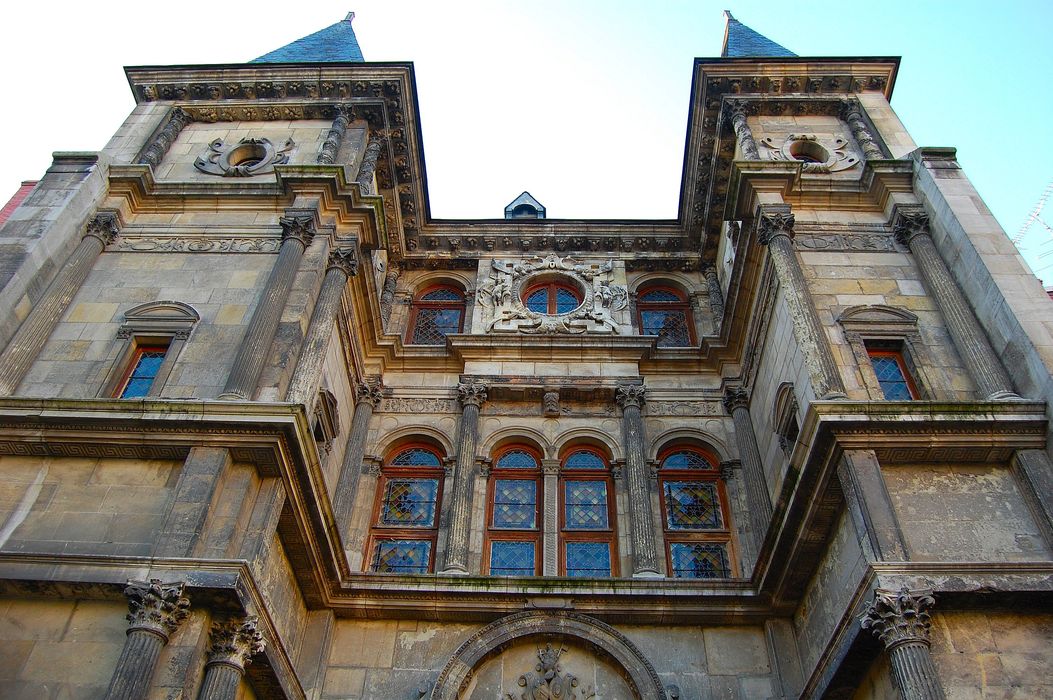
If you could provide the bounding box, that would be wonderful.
[220,214,316,400]
[724,100,759,160]
[197,617,265,700]
[837,449,907,561]
[0,211,119,395]
[356,137,383,195]
[542,459,561,575]
[332,378,383,533]
[893,207,1018,400]
[379,263,401,326]
[138,107,192,167]
[757,205,847,399]
[722,387,772,553]
[441,380,488,574]
[317,110,349,164]
[616,384,661,577]
[286,247,359,411]
[839,99,887,160]
[860,587,946,700]
[104,579,190,700]
[1011,450,1053,545]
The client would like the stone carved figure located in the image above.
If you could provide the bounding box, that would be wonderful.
[506,644,596,700]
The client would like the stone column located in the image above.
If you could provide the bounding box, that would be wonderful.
[286,247,359,411]
[704,265,725,332]
[104,579,190,700]
[724,100,759,160]
[441,381,488,575]
[356,137,383,195]
[542,459,561,576]
[893,208,1018,400]
[220,215,316,400]
[722,387,773,552]
[197,617,265,700]
[616,384,661,577]
[0,212,119,395]
[138,107,192,167]
[317,109,349,164]
[758,206,847,399]
[839,99,887,160]
[860,587,946,700]
[332,378,383,531]
[379,263,401,326]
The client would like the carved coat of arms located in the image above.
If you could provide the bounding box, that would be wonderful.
[506,644,595,700]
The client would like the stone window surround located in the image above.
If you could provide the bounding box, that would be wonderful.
[772,382,800,456]
[837,304,937,401]
[98,300,199,399]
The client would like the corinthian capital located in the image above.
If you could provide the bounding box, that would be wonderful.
[124,579,191,640]
[756,206,795,245]
[328,247,359,277]
[892,207,930,246]
[458,380,489,408]
[84,211,121,246]
[860,586,936,650]
[279,214,317,246]
[354,376,383,408]
[207,616,265,670]
[722,386,749,414]
[615,383,646,410]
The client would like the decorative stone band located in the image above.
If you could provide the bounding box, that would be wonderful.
[124,578,191,641]
[206,616,265,671]
[457,380,489,408]
[722,99,759,160]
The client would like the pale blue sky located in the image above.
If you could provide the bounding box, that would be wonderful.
[3,1,1052,277]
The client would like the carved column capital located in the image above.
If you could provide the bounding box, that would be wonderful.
[457,380,489,408]
[757,206,795,245]
[279,215,317,247]
[207,616,265,671]
[893,208,931,246]
[860,587,936,650]
[354,377,383,408]
[327,247,359,277]
[124,579,190,641]
[84,211,121,246]
[541,459,561,475]
[719,459,741,481]
[615,384,646,410]
[722,386,750,414]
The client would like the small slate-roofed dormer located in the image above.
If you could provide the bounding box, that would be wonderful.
[720,10,796,58]
[504,191,546,220]
[251,12,365,63]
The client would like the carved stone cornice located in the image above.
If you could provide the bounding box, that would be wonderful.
[84,212,121,246]
[722,386,749,414]
[457,381,489,409]
[892,207,930,246]
[860,587,936,650]
[206,616,265,670]
[354,377,383,408]
[615,384,646,410]
[279,215,317,247]
[327,247,360,277]
[757,207,795,246]
[124,579,190,641]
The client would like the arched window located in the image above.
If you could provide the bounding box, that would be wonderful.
[524,281,582,314]
[637,285,694,348]
[560,447,617,577]
[367,445,445,574]
[657,446,733,579]
[407,285,465,345]
[484,445,542,576]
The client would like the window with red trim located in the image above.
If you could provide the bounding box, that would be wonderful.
[115,343,170,398]
[657,446,734,579]
[560,447,617,577]
[483,445,542,576]
[637,285,694,347]
[523,281,582,314]
[406,285,465,345]
[866,348,919,400]
[367,445,445,574]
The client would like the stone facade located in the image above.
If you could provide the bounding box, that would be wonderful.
[0,14,1050,700]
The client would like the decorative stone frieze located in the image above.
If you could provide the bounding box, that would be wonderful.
[111,236,281,253]
[860,587,946,700]
[443,380,489,574]
[543,390,561,417]
[197,617,265,700]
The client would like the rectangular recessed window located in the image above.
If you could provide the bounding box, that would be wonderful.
[371,539,432,574]
[117,344,169,398]
[867,349,918,400]
[492,479,537,529]
[488,540,535,576]
[669,542,729,579]
[663,482,722,530]
[565,541,611,577]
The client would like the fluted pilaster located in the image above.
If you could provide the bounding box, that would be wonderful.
[220,215,316,400]
[839,99,887,160]
[616,384,661,577]
[893,208,1017,400]
[197,617,264,700]
[860,587,946,700]
[0,212,120,395]
[104,579,190,700]
[286,247,359,410]
[442,380,488,574]
[333,378,383,531]
[724,100,759,160]
[722,387,772,552]
[758,206,846,399]
[317,110,349,164]
[138,108,191,167]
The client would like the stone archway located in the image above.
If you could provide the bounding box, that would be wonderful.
[430,610,666,699]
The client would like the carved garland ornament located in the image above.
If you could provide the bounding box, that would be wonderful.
[477,254,629,335]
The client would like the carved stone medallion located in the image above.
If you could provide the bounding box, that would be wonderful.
[194,137,294,177]
[760,133,858,172]
[506,644,595,700]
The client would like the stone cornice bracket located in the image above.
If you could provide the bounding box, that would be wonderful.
[721,386,749,414]
[85,211,122,246]
[354,376,384,408]
[206,616,265,671]
[860,587,936,651]
[615,383,646,410]
[124,579,191,642]
[722,98,760,161]
[756,206,795,246]
[137,107,192,167]
[892,207,930,246]
[279,214,318,248]
[317,107,350,165]
[327,246,360,277]
[839,98,886,160]
[457,380,489,409]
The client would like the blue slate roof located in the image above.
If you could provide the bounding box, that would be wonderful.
[721,11,795,58]
[251,13,364,63]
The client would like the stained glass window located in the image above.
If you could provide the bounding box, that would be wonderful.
[380,478,439,527]
[492,480,537,529]
[390,448,442,467]
[564,480,608,529]
[371,539,431,574]
[664,482,722,530]
[119,346,168,398]
[489,540,535,576]
[669,542,729,579]
[523,281,582,314]
[565,541,611,577]
[563,450,605,469]
[638,285,694,348]
[408,286,464,345]
[868,350,917,400]
[496,449,539,469]
[367,444,443,575]
[661,450,713,470]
